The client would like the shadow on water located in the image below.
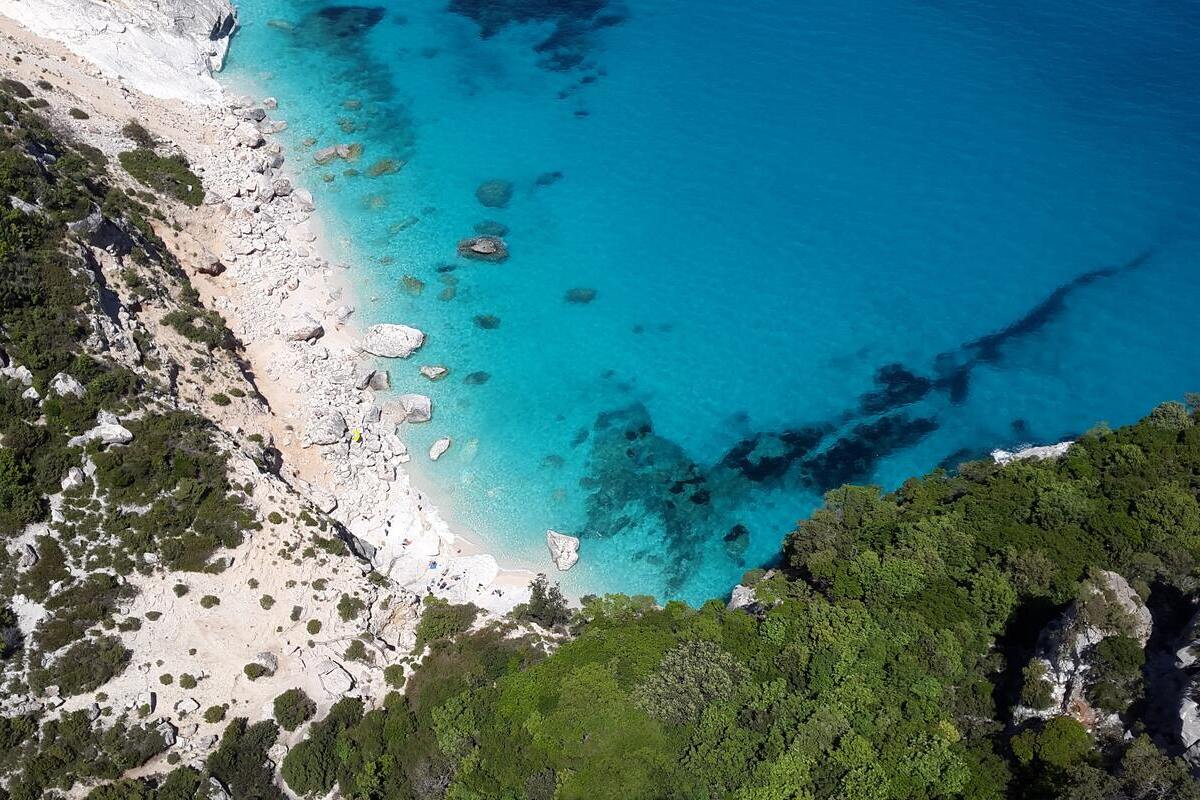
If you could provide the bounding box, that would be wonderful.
[576,251,1154,594]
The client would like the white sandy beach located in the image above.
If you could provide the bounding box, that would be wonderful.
[0,2,539,612]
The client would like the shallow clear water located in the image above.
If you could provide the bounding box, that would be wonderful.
[223,0,1200,604]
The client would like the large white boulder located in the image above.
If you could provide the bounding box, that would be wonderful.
[546,530,580,571]
[307,411,347,445]
[396,394,432,424]
[360,324,425,358]
[429,437,451,461]
[284,314,324,342]
[49,373,86,398]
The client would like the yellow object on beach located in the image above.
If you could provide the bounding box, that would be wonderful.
[351,429,362,443]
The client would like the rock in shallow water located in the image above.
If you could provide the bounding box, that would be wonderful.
[546,529,580,571]
[429,437,451,461]
[457,235,509,263]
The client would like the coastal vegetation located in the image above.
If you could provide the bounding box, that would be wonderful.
[2,45,1200,800]
[271,399,1200,800]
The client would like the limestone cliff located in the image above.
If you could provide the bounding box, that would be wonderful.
[0,0,237,103]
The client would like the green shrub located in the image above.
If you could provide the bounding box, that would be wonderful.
[211,392,231,406]
[383,664,405,688]
[273,688,316,731]
[414,597,478,651]
[68,107,90,120]
[306,619,321,635]
[120,120,156,149]
[336,593,365,622]
[203,705,227,724]
[267,511,284,525]
[158,673,173,685]
[243,663,268,681]
[117,149,203,206]
[259,594,275,610]
[179,673,197,690]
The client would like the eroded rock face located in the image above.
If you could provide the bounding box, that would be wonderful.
[1014,571,1152,730]
[49,372,85,398]
[2,0,238,104]
[360,323,425,358]
[546,529,580,571]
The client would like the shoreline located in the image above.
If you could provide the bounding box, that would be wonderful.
[0,8,539,613]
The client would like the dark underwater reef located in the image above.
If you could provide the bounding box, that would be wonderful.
[576,251,1152,593]
[447,0,628,72]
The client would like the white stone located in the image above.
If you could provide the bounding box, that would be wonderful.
[419,365,449,381]
[284,313,324,342]
[360,324,425,358]
[49,372,86,398]
[61,467,86,491]
[546,530,580,571]
[429,437,451,461]
[307,411,347,445]
[992,441,1073,465]
[396,394,432,423]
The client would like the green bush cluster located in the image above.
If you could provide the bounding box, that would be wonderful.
[273,688,317,731]
[117,149,203,207]
[277,402,1200,800]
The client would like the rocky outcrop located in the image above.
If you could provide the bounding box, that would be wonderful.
[307,410,347,445]
[546,530,580,571]
[396,394,432,424]
[428,437,451,461]
[992,441,1073,465]
[457,236,509,263]
[1014,571,1151,730]
[49,372,85,398]
[283,313,324,342]
[359,324,425,358]
[1,0,238,103]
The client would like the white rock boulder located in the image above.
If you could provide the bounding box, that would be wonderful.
[308,411,347,445]
[546,530,580,571]
[429,437,451,461]
[397,394,432,424]
[284,313,324,342]
[360,324,425,358]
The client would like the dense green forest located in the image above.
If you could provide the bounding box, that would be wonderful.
[3,79,1200,800]
[268,400,1200,800]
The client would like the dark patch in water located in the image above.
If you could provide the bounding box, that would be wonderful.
[464,370,491,385]
[447,0,625,73]
[474,314,501,329]
[801,413,940,491]
[315,5,386,38]
[858,363,933,415]
[719,427,826,483]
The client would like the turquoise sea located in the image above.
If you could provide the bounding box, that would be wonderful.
[223,0,1200,604]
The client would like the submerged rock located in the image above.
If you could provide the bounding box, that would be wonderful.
[463,371,490,385]
[474,219,509,237]
[457,235,509,263]
[474,179,513,208]
[546,529,580,571]
[565,287,596,304]
[474,314,501,330]
[401,275,425,295]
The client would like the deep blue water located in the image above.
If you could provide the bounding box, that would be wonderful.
[224,0,1200,604]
